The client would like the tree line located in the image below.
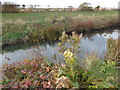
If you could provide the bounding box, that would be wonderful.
[1,2,119,13]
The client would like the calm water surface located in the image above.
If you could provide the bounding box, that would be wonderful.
[1,29,119,65]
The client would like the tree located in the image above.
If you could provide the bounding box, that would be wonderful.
[94,5,100,11]
[79,2,93,11]
[22,4,25,9]
[2,2,20,13]
[22,4,26,12]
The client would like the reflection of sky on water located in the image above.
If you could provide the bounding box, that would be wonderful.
[1,30,119,64]
[101,31,118,39]
[79,34,107,59]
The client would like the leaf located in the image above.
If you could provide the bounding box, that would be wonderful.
[58,69,64,77]
[72,82,79,87]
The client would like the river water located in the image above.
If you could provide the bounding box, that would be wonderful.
[0,29,119,65]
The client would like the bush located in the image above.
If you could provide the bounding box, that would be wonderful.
[2,58,58,88]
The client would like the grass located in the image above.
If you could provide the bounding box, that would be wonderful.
[2,11,120,46]
[2,11,118,23]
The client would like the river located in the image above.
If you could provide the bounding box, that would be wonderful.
[1,29,119,65]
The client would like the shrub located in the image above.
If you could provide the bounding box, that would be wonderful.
[2,58,58,88]
[29,24,63,43]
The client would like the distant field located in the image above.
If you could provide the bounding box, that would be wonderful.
[2,11,118,23]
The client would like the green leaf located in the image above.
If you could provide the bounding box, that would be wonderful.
[72,82,80,87]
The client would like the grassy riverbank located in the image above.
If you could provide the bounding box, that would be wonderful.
[2,11,120,46]
[2,32,119,88]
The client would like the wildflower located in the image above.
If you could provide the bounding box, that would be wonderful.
[40,75,46,80]
[61,64,66,68]
[20,70,27,74]
[41,81,49,88]
[12,86,18,88]
[63,50,73,58]
[46,67,51,72]
[23,62,27,65]
[33,80,38,85]
[30,73,34,77]
[26,80,32,85]
[24,59,30,63]
[41,81,48,85]
[24,83,29,88]
[43,84,48,88]
[21,81,25,85]
[30,61,35,66]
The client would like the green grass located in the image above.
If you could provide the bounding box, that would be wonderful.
[2,11,118,23]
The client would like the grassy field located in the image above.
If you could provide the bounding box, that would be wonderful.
[2,11,120,46]
[2,11,118,23]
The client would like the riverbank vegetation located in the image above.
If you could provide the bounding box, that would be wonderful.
[2,11,120,46]
[2,32,119,88]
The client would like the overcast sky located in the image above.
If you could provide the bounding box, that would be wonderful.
[1,0,120,8]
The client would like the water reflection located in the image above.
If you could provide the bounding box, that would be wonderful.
[1,29,119,64]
